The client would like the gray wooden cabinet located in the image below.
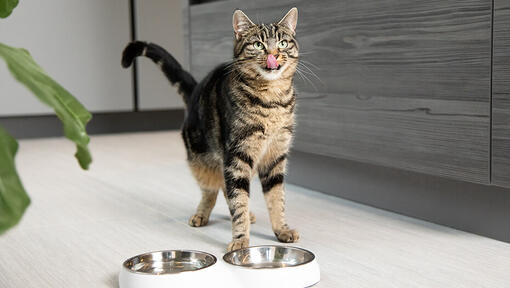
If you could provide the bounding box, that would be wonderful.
[190,0,492,184]
[287,0,491,184]
[492,0,510,187]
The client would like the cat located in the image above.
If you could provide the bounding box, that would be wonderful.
[121,7,299,252]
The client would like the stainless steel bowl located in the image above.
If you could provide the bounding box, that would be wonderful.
[123,250,217,275]
[223,246,315,269]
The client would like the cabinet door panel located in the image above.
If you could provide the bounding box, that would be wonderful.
[492,0,510,187]
[190,0,491,183]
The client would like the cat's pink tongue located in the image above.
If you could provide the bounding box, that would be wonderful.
[266,54,279,69]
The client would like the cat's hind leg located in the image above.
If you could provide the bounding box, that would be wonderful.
[188,161,223,227]
[189,188,219,227]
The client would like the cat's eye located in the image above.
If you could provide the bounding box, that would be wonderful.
[253,41,264,50]
[278,40,288,49]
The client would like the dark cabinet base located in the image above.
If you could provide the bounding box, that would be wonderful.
[288,150,510,243]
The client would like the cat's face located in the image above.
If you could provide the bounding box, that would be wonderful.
[232,8,299,81]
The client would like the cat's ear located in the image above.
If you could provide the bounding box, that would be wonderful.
[233,9,255,39]
[278,7,298,34]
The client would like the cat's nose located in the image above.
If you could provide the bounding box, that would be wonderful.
[268,48,279,57]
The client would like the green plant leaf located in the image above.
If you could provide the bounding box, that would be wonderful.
[0,42,92,169]
[0,0,19,18]
[0,126,30,234]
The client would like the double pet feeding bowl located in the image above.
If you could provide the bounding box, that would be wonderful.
[119,246,320,288]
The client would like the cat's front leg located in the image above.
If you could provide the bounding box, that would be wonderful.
[224,152,253,252]
[259,156,299,243]
[258,135,299,243]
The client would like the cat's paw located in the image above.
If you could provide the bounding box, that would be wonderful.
[276,229,300,243]
[227,237,250,252]
[249,212,256,224]
[188,214,208,227]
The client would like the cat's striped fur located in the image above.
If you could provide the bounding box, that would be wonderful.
[121,8,299,251]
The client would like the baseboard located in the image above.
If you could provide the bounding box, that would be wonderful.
[0,109,185,139]
[287,150,510,243]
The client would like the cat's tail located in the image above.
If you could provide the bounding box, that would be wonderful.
[121,41,196,107]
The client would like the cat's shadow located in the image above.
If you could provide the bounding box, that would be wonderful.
[178,214,279,248]
[212,215,278,242]
[250,230,278,242]
[218,215,230,222]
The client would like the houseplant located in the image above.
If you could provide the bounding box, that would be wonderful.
[0,0,92,234]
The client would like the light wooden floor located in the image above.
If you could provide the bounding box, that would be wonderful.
[1,131,509,288]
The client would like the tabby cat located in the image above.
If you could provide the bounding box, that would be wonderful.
[121,8,300,251]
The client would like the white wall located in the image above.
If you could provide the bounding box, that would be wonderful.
[0,0,133,116]
[136,0,187,110]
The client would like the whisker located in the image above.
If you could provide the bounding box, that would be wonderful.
[299,59,321,70]
[295,68,318,91]
[297,51,316,56]
[298,62,324,86]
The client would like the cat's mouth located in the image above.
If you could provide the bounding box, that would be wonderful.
[263,65,282,71]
